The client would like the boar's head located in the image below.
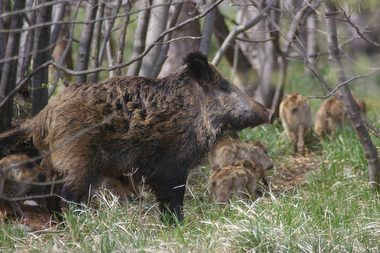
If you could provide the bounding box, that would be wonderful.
[183,52,273,135]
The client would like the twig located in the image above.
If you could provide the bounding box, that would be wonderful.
[212,0,279,66]
[307,67,380,99]
[156,36,203,45]
[362,116,380,139]
[0,61,54,109]
[339,5,380,48]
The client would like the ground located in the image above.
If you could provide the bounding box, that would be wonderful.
[0,153,320,231]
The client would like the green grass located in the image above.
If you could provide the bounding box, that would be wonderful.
[1,109,380,252]
[4,3,380,251]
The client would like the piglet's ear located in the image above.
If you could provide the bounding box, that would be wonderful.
[242,159,255,169]
[183,52,212,83]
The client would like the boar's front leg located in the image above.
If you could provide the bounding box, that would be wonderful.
[152,182,186,224]
[57,151,102,207]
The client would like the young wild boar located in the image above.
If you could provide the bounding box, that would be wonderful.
[209,139,273,186]
[208,159,260,204]
[88,175,139,203]
[279,93,312,155]
[0,52,273,223]
[0,154,46,218]
[314,93,366,138]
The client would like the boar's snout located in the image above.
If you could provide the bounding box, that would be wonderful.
[249,99,275,126]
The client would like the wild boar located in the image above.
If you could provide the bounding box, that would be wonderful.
[314,93,366,138]
[279,93,312,155]
[209,139,273,186]
[0,52,273,222]
[88,175,139,203]
[208,159,260,204]
[0,154,46,218]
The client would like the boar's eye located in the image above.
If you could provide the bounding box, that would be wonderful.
[220,85,231,93]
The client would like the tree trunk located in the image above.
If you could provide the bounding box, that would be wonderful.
[75,0,98,83]
[253,1,280,108]
[127,0,152,76]
[17,0,35,101]
[139,0,171,78]
[0,0,25,132]
[89,2,105,84]
[213,7,257,95]
[305,12,317,76]
[323,0,380,191]
[150,1,183,78]
[158,1,199,77]
[115,1,132,76]
[98,0,122,68]
[50,2,68,55]
[199,0,216,56]
[31,0,53,115]
[0,0,10,81]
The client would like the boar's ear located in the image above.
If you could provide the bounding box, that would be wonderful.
[183,52,212,83]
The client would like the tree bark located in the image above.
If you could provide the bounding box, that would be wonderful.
[31,0,53,115]
[75,0,98,83]
[199,0,216,56]
[253,0,280,109]
[115,0,132,76]
[17,0,35,100]
[98,0,122,68]
[0,0,11,81]
[126,0,152,76]
[157,1,198,77]
[89,2,105,84]
[151,1,183,78]
[0,0,25,132]
[139,0,171,78]
[213,5,270,95]
[305,12,317,75]
[323,0,380,190]
[50,2,68,55]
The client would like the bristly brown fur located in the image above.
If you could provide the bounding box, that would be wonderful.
[314,92,366,138]
[0,154,46,219]
[279,93,312,155]
[208,159,260,204]
[0,52,272,222]
[210,139,273,186]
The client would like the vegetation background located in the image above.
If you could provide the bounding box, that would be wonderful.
[0,0,380,251]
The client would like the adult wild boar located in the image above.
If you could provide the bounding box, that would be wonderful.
[0,52,273,222]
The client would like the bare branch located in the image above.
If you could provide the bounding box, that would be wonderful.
[212,0,278,66]
[362,116,380,139]
[0,60,53,109]
[307,67,380,99]
[339,6,380,48]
